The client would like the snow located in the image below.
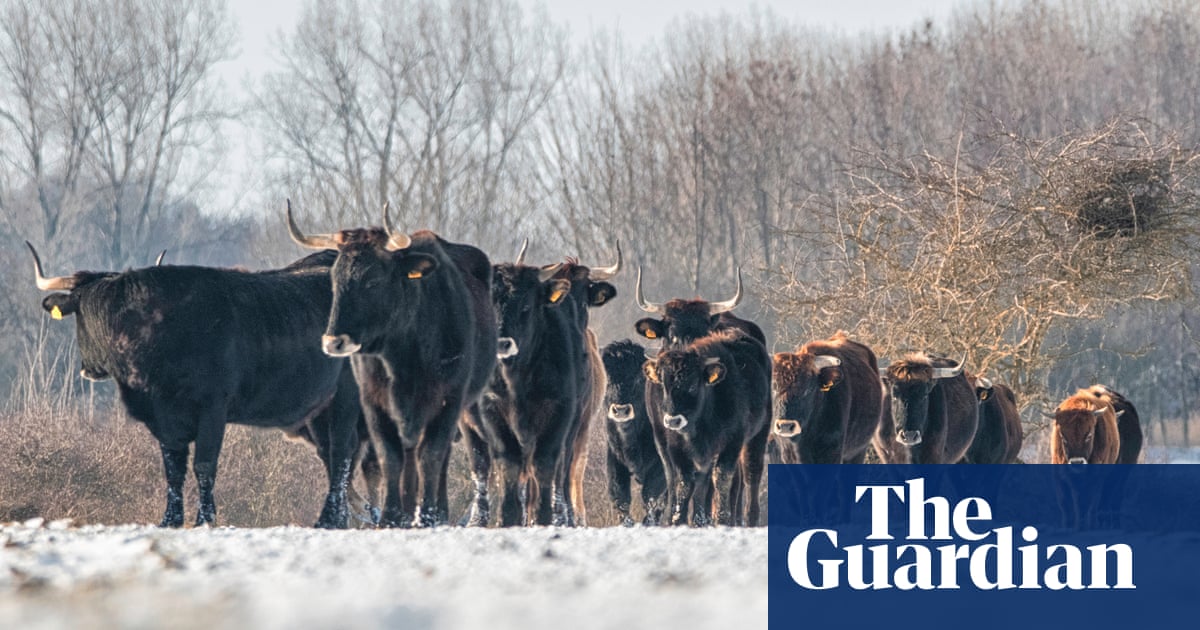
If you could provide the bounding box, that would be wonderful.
[0,523,766,630]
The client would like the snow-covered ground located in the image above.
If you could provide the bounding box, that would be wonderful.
[0,521,766,630]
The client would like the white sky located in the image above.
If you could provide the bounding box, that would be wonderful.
[214,0,972,214]
[226,0,969,80]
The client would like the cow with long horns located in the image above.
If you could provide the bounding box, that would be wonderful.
[771,332,884,464]
[27,240,364,528]
[633,268,765,348]
[287,202,496,527]
[875,353,979,464]
[463,242,618,526]
[1052,389,1121,464]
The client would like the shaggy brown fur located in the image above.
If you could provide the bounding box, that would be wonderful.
[1052,390,1121,464]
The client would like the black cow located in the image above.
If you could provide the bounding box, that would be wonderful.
[1086,385,1142,465]
[875,354,979,464]
[464,250,614,526]
[27,241,362,528]
[963,375,1023,464]
[601,339,666,526]
[546,253,619,526]
[287,203,496,527]
[633,268,766,348]
[771,331,883,464]
[643,330,771,526]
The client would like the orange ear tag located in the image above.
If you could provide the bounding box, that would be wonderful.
[644,329,657,339]
[407,270,423,279]
[820,381,834,392]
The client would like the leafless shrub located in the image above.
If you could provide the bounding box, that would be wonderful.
[771,115,1200,419]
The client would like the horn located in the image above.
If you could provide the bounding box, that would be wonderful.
[515,238,529,265]
[538,263,564,283]
[976,376,993,389]
[382,201,411,251]
[634,267,665,314]
[286,199,338,250]
[708,267,743,315]
[1092,407,1107,417]
[931,357,966,379]
[155,250,167,266]
[813,355,841,370]
[26,242,78,291]
[588,239,621,280]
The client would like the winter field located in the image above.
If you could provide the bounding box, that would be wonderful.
[0,522,766,630]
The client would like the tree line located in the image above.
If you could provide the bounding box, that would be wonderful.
[3,0,1200,446]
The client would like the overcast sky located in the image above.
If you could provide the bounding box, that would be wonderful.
[224,0,970,82]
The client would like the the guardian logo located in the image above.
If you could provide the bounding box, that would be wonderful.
[787,478,1135,591]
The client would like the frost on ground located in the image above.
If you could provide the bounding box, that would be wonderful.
[0,522,766,630]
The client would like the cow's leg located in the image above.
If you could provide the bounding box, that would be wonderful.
[158,443,189,528]
[191,412,227,527]
[712,446,742,526]
[412,404,459,527]
[671,467,699,527]
[607,449,634,527]
[365,410,407,528]
[641,464,667,526]
[567,430,590,527]
[310,384,359,529]
[691,465,716,527]
[359,440,383,523]
[496,453,523,527]
[742,422,770,526]
[463,424,492,527]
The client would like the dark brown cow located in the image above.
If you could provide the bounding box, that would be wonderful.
[644,330,771,526]
[771,331,883,464]
[1052,389,1121,465]
[633,268,766,348]
[963,375,1024,464]
[288,203,497,527]
[875,354,979,464]
[1085,385,1142,464]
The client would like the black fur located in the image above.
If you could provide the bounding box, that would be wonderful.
[601,340,666,526]
[39,249,363,528]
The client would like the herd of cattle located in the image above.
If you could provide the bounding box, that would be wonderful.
[22,204,1146,530]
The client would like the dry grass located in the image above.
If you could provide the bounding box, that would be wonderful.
[0,403,329,527]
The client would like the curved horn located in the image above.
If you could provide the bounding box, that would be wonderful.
[515,238,529,266]
[708,267,743,315]
[26,241,78,291]
[538,262,564,283]
[155,250,167,266]
[976,376,993,389]
[1092,407,1107,417]
[813,355,841,370]
[588,240,621,280]
[382,201,411,251]
[931,357,966,380]
[635,267,664,314]
[286,199,338,250]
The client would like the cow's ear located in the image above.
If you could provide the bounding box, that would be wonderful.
[42,294,78,320]
[703,359,726,386]
[819,366,843,392]
[396,253,439,279]
[635,318,666,340]
[544,279,571,305]
[643,359,660,384]
[588,281,616,307]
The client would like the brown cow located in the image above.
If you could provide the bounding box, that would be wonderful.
[1085,385,1142,464]
[771,331,883,464]
[963,375,1023,464]
[1051,390,1121,464]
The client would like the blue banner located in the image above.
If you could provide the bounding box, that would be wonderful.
[768,465,1200,629]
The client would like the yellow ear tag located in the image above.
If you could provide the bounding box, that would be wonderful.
[644,329,657,339]
[980,391,990,401]
[50,305,63,320]
[549,288,567,303]
[820,381,834,392]
[707,369,721,384]
[407,270,423,279]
